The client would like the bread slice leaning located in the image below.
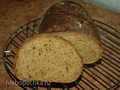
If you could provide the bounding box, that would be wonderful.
[50,31,103,64]
[15,34,83,83]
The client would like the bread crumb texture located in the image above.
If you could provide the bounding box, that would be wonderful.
[51,31,103,64]
[15,34,83,83]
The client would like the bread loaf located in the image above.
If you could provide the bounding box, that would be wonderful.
[38,1,103,64]
[15,34,83,83]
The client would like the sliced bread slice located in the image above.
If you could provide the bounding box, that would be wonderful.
[50,31,103,64]
[15,34,83,83]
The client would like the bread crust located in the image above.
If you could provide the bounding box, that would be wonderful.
[39,0,90,33]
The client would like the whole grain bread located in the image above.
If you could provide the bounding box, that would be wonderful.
[38,0,103,64]
[15,34,83,83]
[50,31,103,64]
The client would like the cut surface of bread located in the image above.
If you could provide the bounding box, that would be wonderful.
[15,35,83,83]
[50,31,103,64]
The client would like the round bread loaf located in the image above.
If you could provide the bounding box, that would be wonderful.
[15,34,83,83]
[38,0,103,64]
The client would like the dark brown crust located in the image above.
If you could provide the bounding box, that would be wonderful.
[39,0,90,33]
[39,0,101,44]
